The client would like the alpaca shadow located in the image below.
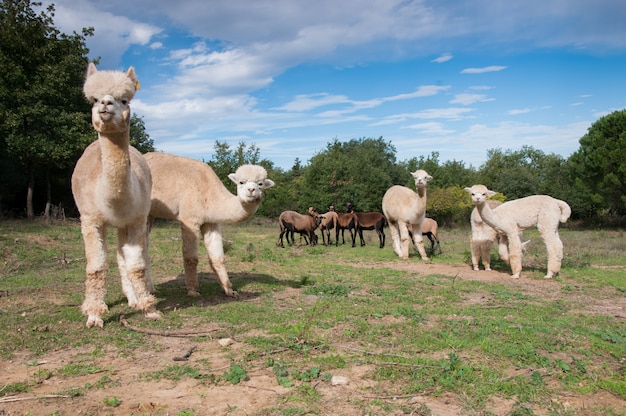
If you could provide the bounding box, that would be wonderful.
[152,271,301,312]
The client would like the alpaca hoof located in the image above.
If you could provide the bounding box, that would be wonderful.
[86,315,104,328]
[473,266,479,271]
[225,290,239,298]
[187,290,201,297]
[145,310,162,320]
[485,267,492,271]
[510,274,520,279]
[544,273,554,279]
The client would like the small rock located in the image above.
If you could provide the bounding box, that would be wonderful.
[218,338,233,347]
[331,375,350,386]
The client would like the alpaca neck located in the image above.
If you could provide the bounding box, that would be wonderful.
[98,131,133,202]
[417,187,427,199]
[216,196,261,224]
[476,201,503,232]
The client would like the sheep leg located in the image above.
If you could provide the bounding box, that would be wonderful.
[201,223,237,297]
[118,224,160,318]
[80,218,109,328]
[181,223,201,297]
[541,229,563,279]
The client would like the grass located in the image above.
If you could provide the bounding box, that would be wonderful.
[0,217,625,415]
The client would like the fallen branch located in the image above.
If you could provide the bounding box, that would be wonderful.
[0,394,70,403]
[173,346,197,361]
[119,315,221,337]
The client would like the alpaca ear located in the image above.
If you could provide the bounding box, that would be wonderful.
[426,174,433,182]
[464,187,472,194]
[227,173,238,184]
[486,190,497,197]
[264,179,275,189]
[86,62,97,78]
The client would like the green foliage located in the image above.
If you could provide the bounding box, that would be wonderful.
[103,396,121,407]
[0,0,94,216]
[129,114,154,153]
[223,363,248,384]
[569,109,626,216]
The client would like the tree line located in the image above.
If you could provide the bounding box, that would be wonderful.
[2,0,625,226]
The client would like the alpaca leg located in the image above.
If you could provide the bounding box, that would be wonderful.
[119,224,160,319]
[542,230,564,278]
[80,219,109,328]
[143,216,157,294]
[498,235,510,266]
[399,222,412,259]
[410,227,429,261]
[480,240,493,271]
[181,223,201,297]
[507,234,523,278]
[201,223,238,298]
[470,239,481,270]
[388,222,403,258]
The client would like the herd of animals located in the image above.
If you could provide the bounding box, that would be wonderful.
[71,64,572,328]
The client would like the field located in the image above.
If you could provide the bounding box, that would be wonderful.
[0,218,625,416]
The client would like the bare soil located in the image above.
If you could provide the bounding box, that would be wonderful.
[1,261,625,416]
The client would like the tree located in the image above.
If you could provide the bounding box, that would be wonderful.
[302,137,404,212]
[0,0,93,217]
[129,114,154,153]
[568,109,626,217]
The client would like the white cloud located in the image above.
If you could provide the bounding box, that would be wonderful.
[461,66,507,74]
[432,53,453,63]
[450,93,493,105]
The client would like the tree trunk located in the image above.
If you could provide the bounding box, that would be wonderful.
[26,166,34,218]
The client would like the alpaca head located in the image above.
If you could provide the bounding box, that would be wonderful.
[83,63,139,134]
[411,169,432,189]
[228,165,275,204]
[465,184,497,205]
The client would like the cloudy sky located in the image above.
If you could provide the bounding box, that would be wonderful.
[41,0,626,169]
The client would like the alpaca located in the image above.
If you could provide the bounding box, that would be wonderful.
[145,153,275,297]
[470,200,504,271]
[382,169,432,260]
[71,63,160,328]
[465,184,571,278]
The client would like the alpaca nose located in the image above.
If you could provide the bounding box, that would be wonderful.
[100,95,115,106]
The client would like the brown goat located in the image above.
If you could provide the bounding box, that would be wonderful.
[346,203,386,248]
[329,205,358,247]
[278,208,320,247]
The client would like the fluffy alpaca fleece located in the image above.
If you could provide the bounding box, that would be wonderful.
[465,184,571,278]
[382,169,432,260]
[72,63,159,328]
[145,153,274,297]
[470,200,506,271]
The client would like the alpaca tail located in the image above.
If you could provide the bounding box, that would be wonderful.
[557,200,572,223]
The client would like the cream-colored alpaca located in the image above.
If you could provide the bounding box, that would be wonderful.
[72,63,160,328]
[382,169,432,260]
[470,200,506,271]
[465,185,571,278]
[145,153,274,297]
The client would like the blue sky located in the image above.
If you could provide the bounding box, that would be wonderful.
[41,0,626,170]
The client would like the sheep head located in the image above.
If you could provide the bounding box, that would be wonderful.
[228,165,275,204]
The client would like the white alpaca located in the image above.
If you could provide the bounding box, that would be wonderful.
[465,185,571,278]
[470,200,506,271]
[145,153,274,297]
[72,63,160,328]
[382,169,432,260]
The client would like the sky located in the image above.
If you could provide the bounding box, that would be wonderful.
[39,0,626,170]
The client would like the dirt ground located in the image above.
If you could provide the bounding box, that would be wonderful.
[1,261,625,416]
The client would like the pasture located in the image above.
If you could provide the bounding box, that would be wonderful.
[0,218,625,415]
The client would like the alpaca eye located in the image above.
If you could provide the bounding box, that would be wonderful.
[121,100,128,105]
[239,181,245,185]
